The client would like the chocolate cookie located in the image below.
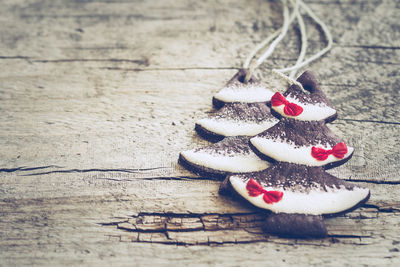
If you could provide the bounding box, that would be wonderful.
[212,69,274,109]
[195,102,279,142]
[270,71,337,123]
[179,136,270,179]
[227,162,370,215]
[250,118,354,168]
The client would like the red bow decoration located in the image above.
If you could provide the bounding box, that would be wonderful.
[271,92,303,117]
[311,142,348,161]
[246,179,283,204]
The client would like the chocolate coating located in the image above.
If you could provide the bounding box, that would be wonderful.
[195,102,278,142]
[213,68,259,109]
[228,162,361,193]
[254,118,342,148]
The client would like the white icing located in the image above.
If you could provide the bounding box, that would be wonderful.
[230,176,369,215]
[214,85,275,103]
[250,137,354,166]
[180,150,270,173]
[197,118,278,137]
[272,95,336,121]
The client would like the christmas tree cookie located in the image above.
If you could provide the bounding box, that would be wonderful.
[224,71,370,237]
[250,119,354,168]
[196,69,278,142]
[180,69,277,177]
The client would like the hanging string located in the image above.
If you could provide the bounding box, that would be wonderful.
[243,29,281,70]
[253,1,291,68]
[289,0,307,79]
[274,0,333,74]
[244,0,297,82]
[243,0,297,70]
[271,0,307,89]
[243,0,332,88]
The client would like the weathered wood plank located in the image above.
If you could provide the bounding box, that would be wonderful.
[1,197,399,265]
[1,118,398,182]
[1,0,399,265]
[0,171,398,210]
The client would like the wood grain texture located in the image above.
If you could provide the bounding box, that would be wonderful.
[0,0,399,265]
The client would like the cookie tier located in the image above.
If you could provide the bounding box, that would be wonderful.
[228,162,370,215]
[271,71,337,122]
[250,118,354,168]
[179,136,270,179]
[196,102,278,142]
[212,69,274,108]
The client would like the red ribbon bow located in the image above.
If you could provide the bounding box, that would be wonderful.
[271,92,303,117]
[246,178,283,204]
[311,142,348,161]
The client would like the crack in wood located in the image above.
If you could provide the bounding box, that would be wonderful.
[363,204,400,213]
[19,13,190,21]
[98,208,391,246]
[0,55,31,60]
[31,58,150,65]
[94,176,209,182]
[99,67,237,72]
[4,165,399,186]
[339,118,400,125]
[0,165,61,173]
[342,45,400,50]
[344,179,400,185]
[13,167,170,176]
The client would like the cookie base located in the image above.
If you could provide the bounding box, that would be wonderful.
[178,153,227,180]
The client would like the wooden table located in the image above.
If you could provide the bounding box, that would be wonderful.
[1,0,399,265]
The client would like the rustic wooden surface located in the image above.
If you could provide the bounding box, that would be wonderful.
[1,0,399,265]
